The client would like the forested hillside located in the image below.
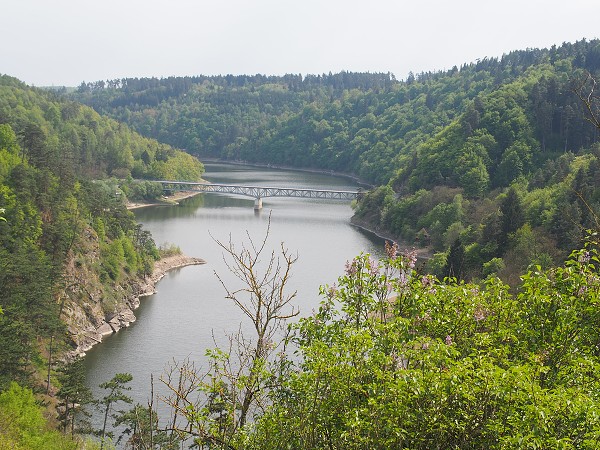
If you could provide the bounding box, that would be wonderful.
[71,72,395,159]
[0,75,204,448]
[3,38,600,448]
[72,39,600,282]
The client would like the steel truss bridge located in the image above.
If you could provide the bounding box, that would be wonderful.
[154,180,362,209]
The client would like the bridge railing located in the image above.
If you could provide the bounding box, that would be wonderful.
[153,180,362,202]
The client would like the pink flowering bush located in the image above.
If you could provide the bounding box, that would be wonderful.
[242,242,600,449]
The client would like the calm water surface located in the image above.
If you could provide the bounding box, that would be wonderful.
[83,163,384,431]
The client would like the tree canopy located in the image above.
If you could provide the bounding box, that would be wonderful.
[0,75,203,395]
[70,39,600,281]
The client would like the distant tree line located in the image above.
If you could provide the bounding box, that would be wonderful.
[71,39,600,282]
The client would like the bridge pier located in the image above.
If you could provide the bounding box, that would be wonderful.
[254,198,263,210]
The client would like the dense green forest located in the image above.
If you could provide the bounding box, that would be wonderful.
[0,75,203,448]
[72,39,600,282]
[4,38,600,449]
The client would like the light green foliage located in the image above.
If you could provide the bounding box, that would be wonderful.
[459,156,489,196]
[482,257,505,277]
[0,124,21,183]
[496,140,532,185]
[158,242,181,257]
[93,217,107,240]
[119,180,164,202]
[0,75,169,421]
[240,244,600,449]
[100,233,148,281]
[101,238,126,281]
[153,150,204,181]
[0,383,79,450]
[353,185,395,225]
[0,74,204,182]
[120,236,138,274]
[0,185,43,248]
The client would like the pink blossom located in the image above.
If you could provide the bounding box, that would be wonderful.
[421,276,434,288]
[421,276,437,293]
[403,249,418,269]
[345,259,357,276]
[445,335,453,345]
[327,284,338,299]
[369,257,379,276]
[473,305,486,322]
[385,241,399,259]
[579,251,591,263]
[398,270,408,287]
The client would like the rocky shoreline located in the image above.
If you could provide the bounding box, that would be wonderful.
[141,254,206,297]
[350,216,432,260]
[66,254,205,357]
[126,190,201,210]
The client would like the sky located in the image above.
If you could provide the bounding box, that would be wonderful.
[2,0,599,87]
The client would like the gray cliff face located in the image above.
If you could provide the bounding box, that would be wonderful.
[61,254,205,357]
[61,275,148,356]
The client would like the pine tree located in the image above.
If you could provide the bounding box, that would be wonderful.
[498,187,524,254]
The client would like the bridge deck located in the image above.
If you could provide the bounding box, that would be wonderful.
[156,180,361,201]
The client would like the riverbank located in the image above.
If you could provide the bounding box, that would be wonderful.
[126,191,201,210]
[67,254,206,357]
[140,254,206,297]
[83,159,402,417]
[350,216,432,260]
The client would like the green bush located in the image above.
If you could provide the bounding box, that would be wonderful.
[0,383,80,450]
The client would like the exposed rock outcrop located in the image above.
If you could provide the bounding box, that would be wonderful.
[62,254,205,357]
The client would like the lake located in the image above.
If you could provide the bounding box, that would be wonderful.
[83,162,385,438]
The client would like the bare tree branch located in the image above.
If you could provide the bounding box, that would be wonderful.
[573,71,600,130]
[159,217,299,448]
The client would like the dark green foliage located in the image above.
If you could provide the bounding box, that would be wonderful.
[0,240,60,389]
[56,359,94,436]
[96,373,133,449]
[0,76,194,414]
[70,40,600,281]
[498,187,525,254]
[443,237,465,279]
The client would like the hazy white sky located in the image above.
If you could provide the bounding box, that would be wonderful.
[2,0,599,86]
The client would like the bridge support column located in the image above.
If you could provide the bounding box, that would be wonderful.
[254,198,263,210]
